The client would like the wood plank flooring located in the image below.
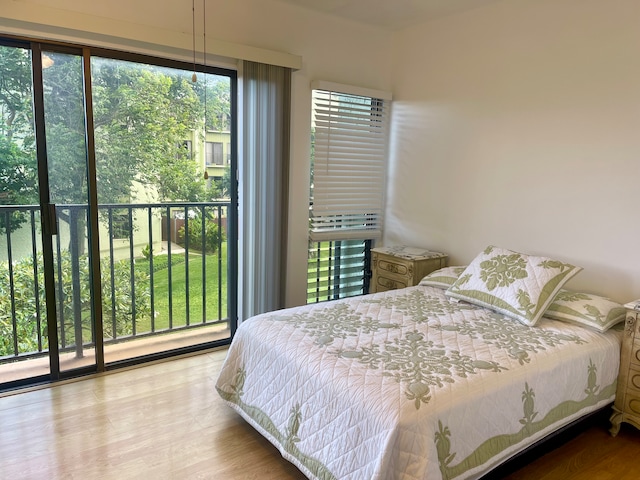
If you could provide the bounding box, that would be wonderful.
[0,348,639,479]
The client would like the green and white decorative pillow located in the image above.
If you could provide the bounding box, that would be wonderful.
[419,266,467,289]
[445,246,582,326]
[545,289,626,332]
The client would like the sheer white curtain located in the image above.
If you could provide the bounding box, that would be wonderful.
[239,61,291,321]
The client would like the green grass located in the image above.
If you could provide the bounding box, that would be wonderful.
[133,243,228,333]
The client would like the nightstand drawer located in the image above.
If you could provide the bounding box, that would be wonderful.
[378,259,409,276]
[633,345,640,367]
[622,391,640,417]
[375,275,408,292]
[629,365,640,393]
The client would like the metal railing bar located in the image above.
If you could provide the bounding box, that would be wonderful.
[217,206,223,321]
[30,210,43,352]
[148,207,156,333]
[68,207,85,358]
[55,224,65,349]
[108,209,117,339]
[5,211,19,356]
[184,205,190,327]
[127,207,136,336]
[165,205,173,330]
[201,205,206,324]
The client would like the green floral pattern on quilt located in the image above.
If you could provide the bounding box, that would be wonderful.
[364,289,476,323]
[336,330,506,409]
[269,303,400,345]
[435,312,586,365]
[217,366,338,480]
[434,359,616,480]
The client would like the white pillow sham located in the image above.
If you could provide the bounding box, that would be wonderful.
[419,266,467,289]
[445,245,582,326]
[545,289,626,332]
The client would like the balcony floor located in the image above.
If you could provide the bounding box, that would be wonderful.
[0,323,230,386]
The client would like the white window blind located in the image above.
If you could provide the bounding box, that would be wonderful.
[310,81,391,242]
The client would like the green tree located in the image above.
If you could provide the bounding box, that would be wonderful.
[210,166,232,200]
[90,61,207,203]
[34,54,214,255]
[0,45,38,234]
[0,136,37,232]
[0,45,34,142]
[196,77,231,132]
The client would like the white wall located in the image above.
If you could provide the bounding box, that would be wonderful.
[387,0,640,302]
[0,0,394,307]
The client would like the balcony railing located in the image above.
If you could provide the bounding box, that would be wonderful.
[0,202,230,363]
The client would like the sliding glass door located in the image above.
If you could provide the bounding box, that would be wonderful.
[40,47,100,375]
[0,37,237,390]
[89,55,236,364]
[0,41,53,384]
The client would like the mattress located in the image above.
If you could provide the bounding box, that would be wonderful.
[215,285,621,480]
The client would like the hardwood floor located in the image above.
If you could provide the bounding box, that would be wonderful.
[0,348,639,479]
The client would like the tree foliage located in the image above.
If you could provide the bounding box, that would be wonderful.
[0,252,151,356]
[1,46,232,215]
[0,45,38,234]
[178,210,225,254]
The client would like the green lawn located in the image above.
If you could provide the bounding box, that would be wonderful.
[133,243,228,333]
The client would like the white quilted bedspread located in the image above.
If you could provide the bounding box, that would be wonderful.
[215,286,621,480]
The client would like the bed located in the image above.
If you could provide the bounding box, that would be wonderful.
[215,246,624,480]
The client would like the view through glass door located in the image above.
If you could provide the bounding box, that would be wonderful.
[0,39,237,390]
[0,43,100,385]
[0,42,54,384]
[41,48,99,376]
[89,56,235,364]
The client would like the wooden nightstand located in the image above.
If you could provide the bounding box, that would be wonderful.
[370,246,447,293]
[610,301,640,436]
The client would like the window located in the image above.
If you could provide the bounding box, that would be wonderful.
[181,140,192,159]
[307,81,391,303]
[205,141,223,165]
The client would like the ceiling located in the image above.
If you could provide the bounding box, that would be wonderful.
[272,0,502,30]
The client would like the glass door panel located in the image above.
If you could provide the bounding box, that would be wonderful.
[89,57,233,364]
[41,49,97,374]
[0,43,50,384]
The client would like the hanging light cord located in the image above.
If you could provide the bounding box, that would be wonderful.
[203,0,209,181]
[203,0,207,130]
[192,0,197,82]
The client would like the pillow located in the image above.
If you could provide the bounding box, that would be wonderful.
[419,266,467,289]
[544,289,626,332]
[445,245,582,326]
